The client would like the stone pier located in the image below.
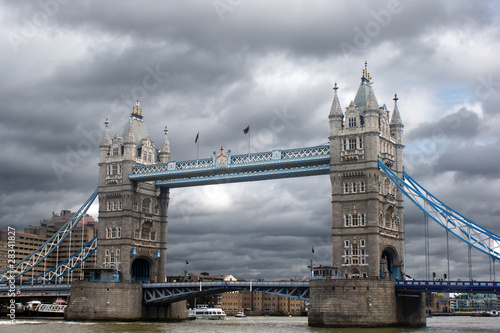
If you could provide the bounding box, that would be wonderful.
[65,281,187,321]
[308,279,425,327]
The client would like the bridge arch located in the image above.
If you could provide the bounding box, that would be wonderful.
[131,257,153,283]
[380,246,400,280]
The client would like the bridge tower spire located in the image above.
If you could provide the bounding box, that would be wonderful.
[329,63,405,280]
[97,102,169,283]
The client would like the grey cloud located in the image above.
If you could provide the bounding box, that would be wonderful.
[407,108,482,141]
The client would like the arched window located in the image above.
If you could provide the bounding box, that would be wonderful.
[142,198,151,213]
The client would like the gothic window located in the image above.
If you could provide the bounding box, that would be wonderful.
[344,183,349,193]
[352,244,359,256]
[112,201,117,211]
[343,139,347,151]
[106,228,110,239]
[344,240,349,247]
[117,227,121,238]
[141,226,150,240]
[344,249,349,256]
[344,215,348,227]
[150,231,156,241]
[107,201,112,211]
[106,165,110,175]
[118,164,122,174]
[348,117,357,127]
[111,164,118,175]
[148,153,152,163]
[134,229,140,239]
[105,249,109,256]
[110,251,116,262]
[113,147,119,156]
[352,214,358,226]
[116,249,120,257]
[360,239,365,247]
[359,136,363,149]
[118,201,122,210]
[361,213,366,226]
[360,181,365,192]
[352,182,357,193]
[349,138,356,150]
[352,258,359,265]
[111,228,117,238]
[142,198,151,213]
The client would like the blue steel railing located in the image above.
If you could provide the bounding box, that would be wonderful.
[395,280,500,293]
[129,145,330,185]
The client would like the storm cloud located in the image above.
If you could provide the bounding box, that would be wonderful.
[1,0,499,281]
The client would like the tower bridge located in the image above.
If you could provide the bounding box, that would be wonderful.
[2,63,499,326]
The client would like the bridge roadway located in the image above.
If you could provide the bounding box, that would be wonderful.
[1,280,499,303]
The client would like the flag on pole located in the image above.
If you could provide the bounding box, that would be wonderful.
[195,132,199,144]
[312,247,315,254]
[243,126,250,134]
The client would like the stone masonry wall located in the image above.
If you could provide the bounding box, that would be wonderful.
[65,281,142,321]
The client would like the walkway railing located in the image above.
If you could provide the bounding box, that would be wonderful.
[130,145,330,187]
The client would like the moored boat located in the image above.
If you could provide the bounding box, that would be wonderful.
[235,310,246,318]
[188,306,226,320]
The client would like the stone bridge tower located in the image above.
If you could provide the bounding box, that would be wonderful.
[328,63,405,280]
[97,100,171,283]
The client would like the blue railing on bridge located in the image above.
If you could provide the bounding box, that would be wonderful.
[129,145,331,185]
[395,280,500,293]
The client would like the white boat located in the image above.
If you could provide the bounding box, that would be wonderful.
[188,306,226,320]
[235,310,246,318]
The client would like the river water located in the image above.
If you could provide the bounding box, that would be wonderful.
[1,316,499,333]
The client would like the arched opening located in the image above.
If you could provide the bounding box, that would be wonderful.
[380,248,400,280]
[131,257,151,283]
[350,267,360,279]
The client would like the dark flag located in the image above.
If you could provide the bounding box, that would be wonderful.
[243,126,250,134]
[186,260,189,265]
[195,132,199,144]
[312,247,315,254]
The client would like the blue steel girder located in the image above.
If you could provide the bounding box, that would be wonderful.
[378,159,500,261]
[129,145,330,187]
[142,281,310,304]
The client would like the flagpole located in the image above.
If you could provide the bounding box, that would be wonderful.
[248,127,251,155]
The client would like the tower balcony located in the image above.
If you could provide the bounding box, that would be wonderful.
[341,149,364,162]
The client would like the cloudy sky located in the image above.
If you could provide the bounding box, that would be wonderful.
[1,0,499,282]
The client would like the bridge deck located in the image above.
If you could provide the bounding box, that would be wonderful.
[2,280,499,302]
[129,145,331,187]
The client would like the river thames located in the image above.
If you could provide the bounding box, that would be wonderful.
[1,316,499,333]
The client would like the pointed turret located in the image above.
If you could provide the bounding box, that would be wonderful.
[101,118,111,147]
[159,126,171,163]
[390,94,404,145]
[124,118,136,160]
[329,83,343,118]
[390,94,403,126]
[353,61,379,111]
[366,88,379,111]
[328,83,344,138]
[99,118,111,162]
